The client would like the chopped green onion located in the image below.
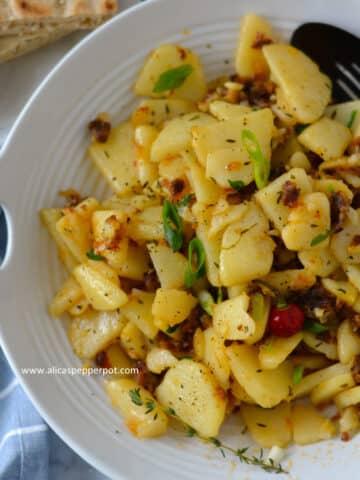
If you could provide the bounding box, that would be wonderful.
[250,292,266,322]
[294,124,309,135]
[217,287,223,304]
[185,237,206,288]
[87,249,105,261]
[310,229,331,247]
[304,319,329,334]
[153,64,193,93]
[276,295,288,310]
[348,110,358,129]
[241,129,270,189]
[228,179,245,192]
[198,290,215,316]
[162,200,183,252]
[293,365,304,385]
[166,323,181,334]
[179,193,194,207]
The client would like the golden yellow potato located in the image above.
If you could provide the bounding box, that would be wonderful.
[209,101,251,120]
[121,289,158,340]
[335,386,360,409]
[298,248,339,277]
[259,332,303,370]
[292,404,336,445]
[131,98,196,127]
[147,242,187,289]
[49,277,84,317]
[120,321,148,360]
[146,347,178,374]
[337,320,360,364]
[310,373,355,405]
[213,293,256,341]
[152,288,197,329]
[321,278,357,307]
[115,244,150,281]
[292,362,350,398]
[325,100,360,136]
[202,327,230,389]
[262,269,316,294]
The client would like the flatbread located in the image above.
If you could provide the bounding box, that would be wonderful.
[0,27,75,62]
[0,0,117,35]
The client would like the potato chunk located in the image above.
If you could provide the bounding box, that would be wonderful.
[146,348,178,374]
[209,101,251,120]
[292,362,350,398]
[134,44,207,102]
[213,293,255,341]
[132,98,196,127]
[298,117,351,162]
[259,332,303,370]
[298,248,339,277]
[310,373,355,405]
[227,344,293,408]
[49,277,84,317]
[121,289,158,340]
[337,320,360,364]
[202,327,230,390]
[292,404,336,445]
[241,402,292,448]
[147,243,187,289]
[152,288,197,330]
[325,100,360,136]
[235,14,274,78]
[263,44,331,123]
[106,379,168,438]
[155,359,227,438]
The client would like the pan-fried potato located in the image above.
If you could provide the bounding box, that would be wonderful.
[303,331,338,360]
[298,248,339,277]
[263,44,331,123]
[208,201,248,239]
[259,332,303,370]
[338,320,360,364]
[120,321,148,360]
[196,221,221,287]
[126,206,164,242]
[339,406,360,437]
[230,379,255,404]
[325,100,360,136]
[292,404,336,445]
[186,155,222,204]
[245,293,271,345]
[147,242,187,289]
[310,373,355,405]
[155,359,227,437]
[115,244,150,281]
[146,347,178,374]
[131,98,196,127]
[202,327,230,390]
[262,269,316,294]
[321,278,357,307]
[227,344,293,408]
[106,379,168,438]
[335,386,360,409]
[121,289,158,339]
[134,125,159,185]
[298,117,352,162]
[235,13,274,78]
[241,402,292,448]
[134,44,207,102]
[213,293,255,341]
[68,310,127,359]
[105,343,133,373]
[152,288,197,330]
[330,210,360,265]
[49,277,84,317]
[209,101,251,120]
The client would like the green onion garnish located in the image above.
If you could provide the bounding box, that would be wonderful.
[293,365,304,385]
[198,290,215,316]
[228,179,245,192]
[347,110,358,129]
[310,229,331,247]
[179,193,194,207]
[162,200,183,252]
[241,129,270,189]
[166,324,181,334]
[250,292,266,322]
[86,249,105,261]
[153,64,193,93]
[304,319,329,334]
[185,237,206,288]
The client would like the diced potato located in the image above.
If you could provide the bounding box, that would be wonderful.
[49,277,84,317]
[330,209,360,265]
[151,112,215,163]
[40,208,78,272]
[68,310,126,358]
[192,108,273,168]
[105,378,168,438]
[337,320,360,364]
[227,284,247,299]
[152,288,197,330]
[259,332,303,370]
[105,343,133,373]
[339,406,360,437]
[126,206,164,242]
[241,402,292,448]
[206,148,255,188]
[202,327,230,389]
[213,293,255,341]
[292,354,330,371]
[131,99,196,127]
[288,151,312,171]
[155,359,227,437]
[134,125,159,185]
[134,44,207,102]
[226,344,293,408]
[313,178,353,202]
[68,297,90,316]
[292,404,336,445]
[116,244,150,281]
[263,44,331,123]
[230,379,255,404]
[335,386,360,409]
[298,117,351,162]
[186,155,222,204]
[262,269,316,294]
[321,278,357,307]
[88,121,139,196]
[282,192,331,251]
[147,242,187,289]
[310,373,355,405]
[208,201,249,239]
[245,293,271,345]
[121,289,158,339]
[101,193,160,213]
[73,262,128,311]
[209,101,251,120]
[120,321,148,360]
[325,100,360,136]
[146,347,178,374]
[292,362,350,398]
[298,248,339,277]
[344,264,360,292]
[56,198,99,263]
[193,327,205,360]
[235,14,274,78]
[158,155,188,181]
[303,331,338,360]
[255,168,312,230]
[196,221,221,287]
[272,136,303,170]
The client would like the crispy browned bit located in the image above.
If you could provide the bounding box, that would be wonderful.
[281,180,300,208]
[95,351,111,369]
[144,269,161,292]
[134,360,160,393]
[176,46,187,60]
[251,32,273,49]
[307,151,324,173]
[351,312,360,332]
[88,118,112,143]
[351,355,360,384]
[59,189,83,207]
[120,277,144,294]
[350,235,360,247]
[170,178,186,197]
[330,191,350,233]
[341,432,351,442]
[347,137,360,155]
[226,182,257,204]
[290,283,337,323]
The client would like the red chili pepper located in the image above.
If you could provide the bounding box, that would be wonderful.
[269,303,304,338]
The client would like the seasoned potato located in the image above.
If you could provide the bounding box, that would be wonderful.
[310,373,355,405]
[262,269,316,294]
[292,362,350,398]
[259,332,303,370]
[337,320,360,364]
[282,192,331,251]
[105,343,133,373]
[134,44,207,101]
[330,209,360,265]
[126,206,164,242]
[344,264,360,292]
[303,331,338,360]
[227,344,293,408]
[255,168,312,230]
[313,178,353,202]
[339,406,360,437]
[292,354,330,371]
[49,277,84,317]
[298,248,339,277]
[68,310,126,359]
[146,347,178,374]
[196,220,221,287]
[106,378,168,438]
[147,242,187,289]
[241,402,292,448]
[152,288,197,330]
[121,289,158,339]
[335,386,360,409]
[209,101,251,120]
[134,125,159,185]
[292,404,336,445]
[208,201,249,239]
[202,327,230,390]
[206,148,255,188]
[325,100,360,136]
[115,244,150,281]
[263,44,331,123]
[213,293,255,341]
[245,293,271,345]
[88,121,139,196]
[230,379,255,404]
[321,278,357,307]
[186,155,222,204]
[155,359,227,437]
[131,98,196,127]
[298,117,351,162]
[235,13,274,78]
[68,297,90,316]
[120,321,148,360]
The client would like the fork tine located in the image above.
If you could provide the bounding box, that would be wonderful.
[335,62,360,97]
[336,78,358,100]
[352,63,360,76]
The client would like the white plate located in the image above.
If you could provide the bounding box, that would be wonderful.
[0,0,359,478]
